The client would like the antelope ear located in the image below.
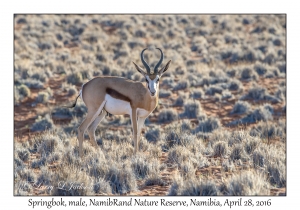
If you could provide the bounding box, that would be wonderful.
[132,61,147,76]
[158,60,171,76]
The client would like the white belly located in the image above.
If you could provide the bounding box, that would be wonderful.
[104,94,151,118]
[104,94,131,115]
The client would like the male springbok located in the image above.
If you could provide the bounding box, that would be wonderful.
[69,48,171,157]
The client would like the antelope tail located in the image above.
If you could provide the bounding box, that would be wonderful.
[64,90,81,108]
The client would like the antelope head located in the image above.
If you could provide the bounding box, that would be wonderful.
[133,48,171,96]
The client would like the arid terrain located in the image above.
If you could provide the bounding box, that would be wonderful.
[14,14,286,196]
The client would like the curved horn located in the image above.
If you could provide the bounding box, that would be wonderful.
[141,48,150,74]
[154,47,164,74]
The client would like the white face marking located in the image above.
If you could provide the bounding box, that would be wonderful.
[146,75,160,96]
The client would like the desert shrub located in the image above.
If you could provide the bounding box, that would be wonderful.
[190,89,204,99]
[21,78,44,89]
[131,155,159,179]
[72,101,88,117]
[67,72,83,85]
[263,51,277,65]
[222,159,235,172]
[62,118,81,135]
[164,124,198,149]
[18,84,31,98]
[17,148,30,162]
[31,156,47,169]
[213,141,228,157]
[180,99,201,119]
[244,138,259,155]
[16,17,27,24]
[249,120,286,140]
[240,67,258,81]
[93,178,112,194]
[180,161,196,178]
[227,130,253,146]
[230,101,251,115]
[46,152,62,164]
[223,171,270,195]
[158,108,177,123]
[241,85,280,103]
[36,166,53,187]
[275,88,285,102]
[162,77,175,88]
[145,127,160,142]
[173,95,185,107]
[16,167,36,183]
[31,114,55,132]
[230,105,273,125]
[252,144,286,187]
[104,131,130,144]
[226,68,237,77]
[31,71,47,82]
[135,29,146,38]
[252,149,265,168]
[254,63,268,75]
[205,84,223,96]
[36,134,61,156]
[159,89,171,98]
[144,171,167,186]
[273,38,282,46]
[187,74,199,86]
[131,156,151,178]
[222,90,234,100]
[50,169,93,196]
[60,147,80,166]
[263,103,274,114]
[208,71,229,84]
[167,145,193,166]
[194,116,221,133]
[36,91,50,103]
[181,179,219,196]
[52,107,73,119]
[14,157,25,171]
[105,163,137,194]
[265,67,280,78]
[62,83,78,96]
[277,61,286,73]
[180,119,192,131]
[247,105,273,122]
[167,144,202,168]
[214,93,222,102]
[230,144,248,161]
[267,161,286,187]
[169,176,219,196]
[15,183,33,195]
[228,79,243,92]
[173,80,189,91]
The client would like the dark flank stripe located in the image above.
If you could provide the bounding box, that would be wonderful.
[106,88,131,102]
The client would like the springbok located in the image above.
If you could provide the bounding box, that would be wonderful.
[69,48,171,157]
